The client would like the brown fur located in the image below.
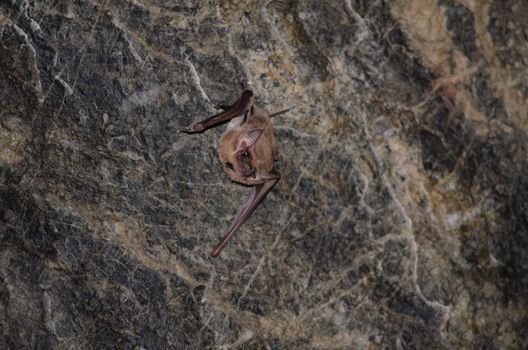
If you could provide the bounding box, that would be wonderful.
[219,106,277,185]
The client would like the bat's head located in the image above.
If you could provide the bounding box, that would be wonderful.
[220,127,273,185]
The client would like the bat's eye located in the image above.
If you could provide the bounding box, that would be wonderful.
[242,151,250,158]
[226,162,234,170]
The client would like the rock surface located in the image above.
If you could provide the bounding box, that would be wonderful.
[1,0,527,348]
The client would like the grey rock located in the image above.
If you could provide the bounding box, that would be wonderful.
[1,0,527,349]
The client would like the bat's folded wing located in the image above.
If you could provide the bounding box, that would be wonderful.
[180,90,254,133]
[211,170,280,257]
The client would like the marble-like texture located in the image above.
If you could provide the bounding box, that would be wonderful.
[1,0,526,348]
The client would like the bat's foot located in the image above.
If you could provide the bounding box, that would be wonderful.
[269,107,293,118]
[239,79,246,90]
[239,79,253,91]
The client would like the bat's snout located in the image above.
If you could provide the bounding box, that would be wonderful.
[240,166,255,178]
[236,153,255,178]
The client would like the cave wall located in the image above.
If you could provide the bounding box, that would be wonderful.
[1,0,527,348]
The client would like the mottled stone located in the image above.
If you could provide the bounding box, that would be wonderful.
[1,0,527,349]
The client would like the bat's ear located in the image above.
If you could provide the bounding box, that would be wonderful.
[237,128,263,152]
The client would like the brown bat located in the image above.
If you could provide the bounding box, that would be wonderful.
[181,82,289,257]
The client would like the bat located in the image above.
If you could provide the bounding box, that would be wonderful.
[181,81,289,257]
